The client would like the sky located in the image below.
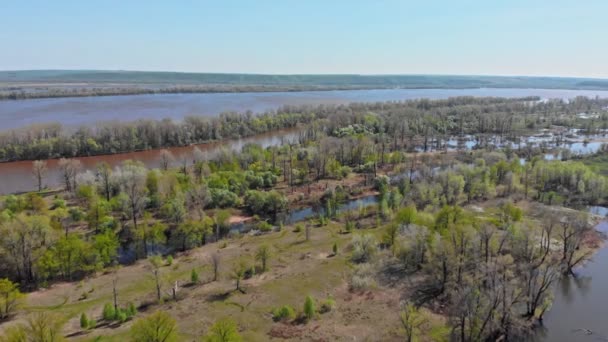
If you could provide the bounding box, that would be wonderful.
[1,0,607,78]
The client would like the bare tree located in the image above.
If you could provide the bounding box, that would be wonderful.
[159,149,174,171]
[58,158,82,192]
[31,160,48,192]
[96,162,112,201]
[116,161,148,230]
[211,253,221,281]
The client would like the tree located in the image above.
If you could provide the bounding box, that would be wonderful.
[32,160,48,192]
[303,295,316,321]
[255,245,271,272]
[211,253,221,282]
[231,260,248,292]
[214,210,231,241]
[1,214,52,284]
[130,311,177,342]
[96,162,113,201]
[80,313,89,329]
[383,224,399,255]
[135,214,167,258]
[57,158,81,192]
[149,256,164,302]
[191,268,200,284]
[25,312,65,342]
[93,230,119,266]
[159,149,175,171]
[203,318,242,342]
[0,278,23,319]
[400,302,426,342]
[116,161,148,232]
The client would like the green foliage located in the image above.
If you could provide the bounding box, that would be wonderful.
[166,255,174,266]
[332,242,338,255]
[303,295,316,321]
[203,318,242,342]
[80,313,89,329]
[191,268,200,284]
[396,205,417,225]
[130,311,177,342]
[102,303,115,321]
[272,305,296,321]
[319,296,336,313]
[351,234,377,263]
[0,278,23,319]
[243,190,288,218]
[255,245,271,272]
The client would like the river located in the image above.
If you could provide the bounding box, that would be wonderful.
[2,88,608,130]
[531,208,608,342]
[0,129,300,194]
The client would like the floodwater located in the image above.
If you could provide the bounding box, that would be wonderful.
[2,88,608,130]
[531,213,608,342]
[0,129,299,194]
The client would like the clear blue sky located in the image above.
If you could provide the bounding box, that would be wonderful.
[1,0,607,77]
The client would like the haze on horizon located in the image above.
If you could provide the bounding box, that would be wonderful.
[1,0,607,78]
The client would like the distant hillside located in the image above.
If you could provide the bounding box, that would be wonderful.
[0,70,607,89]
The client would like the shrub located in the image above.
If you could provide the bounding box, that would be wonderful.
[332,242,338,255]
[102,303,116,321]
[116,310,128,323]
[303,295,316,321]
[350,263,377,291]
[293,224,303,233]
[319,297,336,313]
[127,302,137,317]
[166,255,173,266]
[272,305,296,322]
[80,313,89,329]
[350,234,377,263]
[257,221,273,233]
[191,269,200,284]
[203,318,242,342]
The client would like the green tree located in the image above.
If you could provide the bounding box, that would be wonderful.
[129,311,177,342]
[255,245,271,272]
[0,278,23,319]
[203,318,242,342]
[303,295,316,321]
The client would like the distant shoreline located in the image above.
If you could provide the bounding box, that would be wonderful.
[2,70,608,100]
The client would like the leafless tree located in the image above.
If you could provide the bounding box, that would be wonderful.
[31,160,47,192]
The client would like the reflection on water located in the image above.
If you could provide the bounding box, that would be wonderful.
[530,218,608,342]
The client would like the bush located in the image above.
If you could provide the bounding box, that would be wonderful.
[350,234,377,263]
[303,295,316,321]
[257,221,273,233]
[127,302,137,317]
[293,224,303,233]
[116,309,128,323]
[319,297,336,313]
[102,303,116,321]
[80,313,89,329]
[332,242,338,255]
[166,255,173,266]
[191,269,200,284]
[350,263,377,291]
[272,305,296,322]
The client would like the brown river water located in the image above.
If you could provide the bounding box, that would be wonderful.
[0,129,299,194]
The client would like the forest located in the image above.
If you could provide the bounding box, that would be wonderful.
[2,95,607,162]
[0,95,607,341]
